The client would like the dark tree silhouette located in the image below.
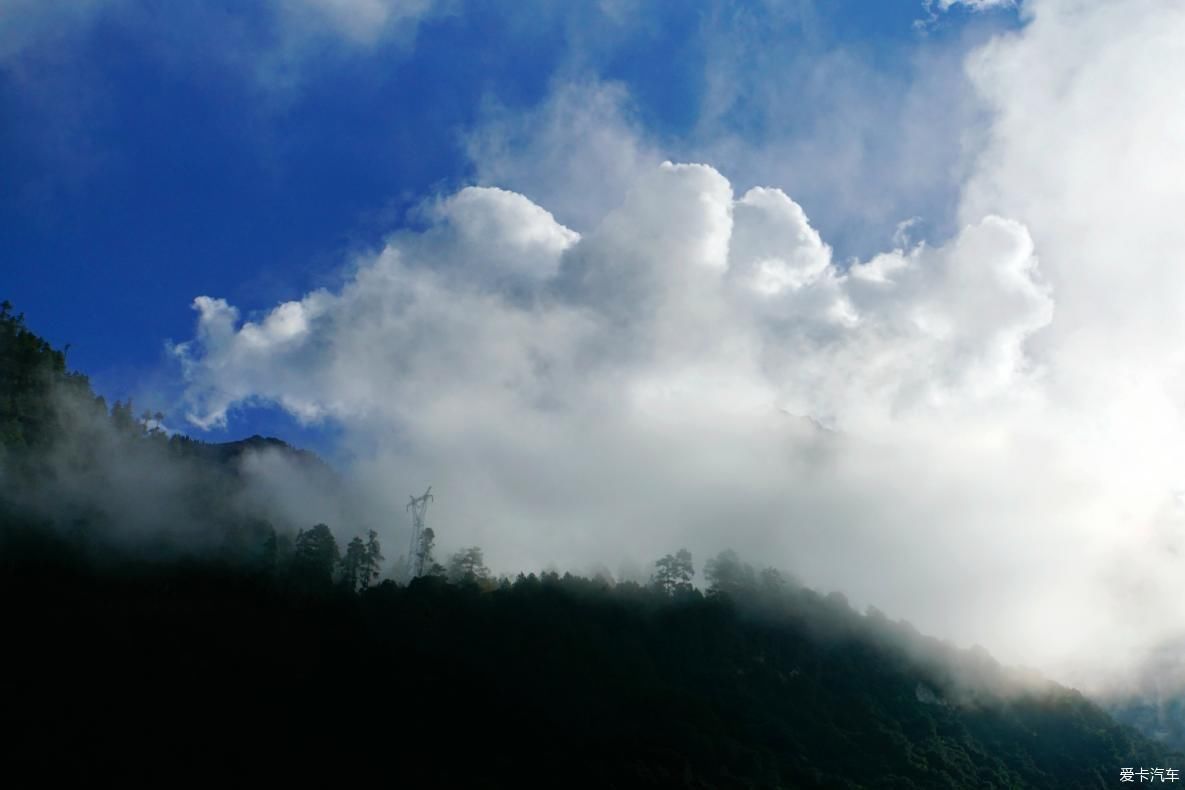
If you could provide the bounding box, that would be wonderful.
[447,546,489,584]
[0,301,100,449]
[361,530,383,590]
[653,548,694,594]
[110,399,138,436]
[340,535,367,591]
[292,523,340,585]
[704,549,756,597]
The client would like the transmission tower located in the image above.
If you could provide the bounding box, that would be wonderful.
[405,486,434,580]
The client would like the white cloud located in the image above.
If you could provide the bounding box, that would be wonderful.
[172,160,1092,672]
[954,0,1185,684]
[165,0,1185,686]
[409,186,581,285]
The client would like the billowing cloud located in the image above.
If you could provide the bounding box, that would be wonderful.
[175,163,1051,433]
[167,0,1185,688]
[172,160,1104,671]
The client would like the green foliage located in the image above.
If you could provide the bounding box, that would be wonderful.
[0,300,99,450]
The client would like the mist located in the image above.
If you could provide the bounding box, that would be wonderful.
[0,382,372,562]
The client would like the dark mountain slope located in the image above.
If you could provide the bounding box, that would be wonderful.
[181,432,336,476]
[0,545,1166,788]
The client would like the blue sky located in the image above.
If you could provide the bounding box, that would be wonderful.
[2,0,1017,447]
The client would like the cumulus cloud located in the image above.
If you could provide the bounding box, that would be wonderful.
[414,186,581,283]
[175,163,1050,432]
[172,160,1103,670]
[167,0,1185,686]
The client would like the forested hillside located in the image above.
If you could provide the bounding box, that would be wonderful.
[0,303,1168,786]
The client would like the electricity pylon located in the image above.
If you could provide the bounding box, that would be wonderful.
[405,486,434,580]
